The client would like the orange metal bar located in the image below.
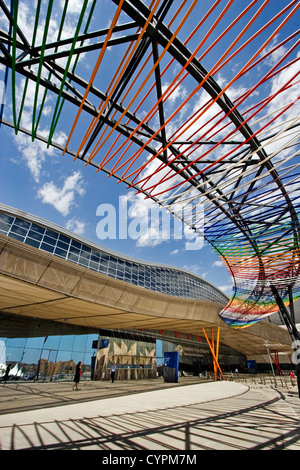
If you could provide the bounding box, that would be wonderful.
[118,0,299,183]
[97,0,221,171]
[116,0,269,180]
[81,0,162,164]
[87,0,197,166]
[108,0,229,177]
[211,329,217,381]
[202,328,225,381]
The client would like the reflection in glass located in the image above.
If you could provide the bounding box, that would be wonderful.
[0,334,97,383]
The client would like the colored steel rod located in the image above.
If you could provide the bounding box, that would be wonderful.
[62,0,126,156]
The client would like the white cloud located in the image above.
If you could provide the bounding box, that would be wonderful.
[65,217,86,235]
[183,264,202,276]
[213,260,224,268]
[13,130,64,182]
[11,78,68,182]
[260,35,287,67]
[37,171,86,216]
[218,284,233,294]
[135,225,168,248]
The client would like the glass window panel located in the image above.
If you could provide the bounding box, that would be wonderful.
[71,239,81,249]
[25,237,40,248]
[99,265,108,274]
[81,245,91,254]
[27,229,43,241]
[131,264,138,274]
[59,234,70,244]
[22,348,41,365]
[91,250,100,261]
[54,247,67,258]
[72,352,84,365]
[55,350,72,363]
[9,232,25,242]
[10,225,28,236]
[0,213,14,224]
[80,250,90,260]
[31,224,45,234]
[68,252,79,262]
[43,235,56,245]
[69,246,80,255]
[45,229,58,239]
[73,335,88,352]
[43,336,60,349]
[78,257,89,267]
[59,336,75,351]
[5,346,25,363]
[5,337,27,348]
[56,239,69,250]
[40,242,54,253]
[0,220,10,232]
[89,260,99,271]
[14,218,30,229]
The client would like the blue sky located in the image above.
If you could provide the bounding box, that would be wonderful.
[1,0,298,298]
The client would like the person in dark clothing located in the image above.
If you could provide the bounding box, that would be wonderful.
[73,361,82,390]
[2,364,11,383]
[111,363,116,383]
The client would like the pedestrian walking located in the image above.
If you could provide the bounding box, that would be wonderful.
[73,361,82,390]
[2,364,11,383]
[111,363,116,383]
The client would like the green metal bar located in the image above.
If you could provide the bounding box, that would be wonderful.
[11,0,18,134]
[17,0,42,129]
[47,0,89,145]
[32,0,53,141]
[49,0,97,143]
[33,0,69,136]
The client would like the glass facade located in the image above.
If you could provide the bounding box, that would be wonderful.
[0,334,97,382]
[0,205,228,305]
[0,204,229,382]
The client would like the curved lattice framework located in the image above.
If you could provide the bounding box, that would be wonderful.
[0,1,299,339]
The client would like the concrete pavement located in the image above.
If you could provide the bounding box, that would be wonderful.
[0,377,299,450]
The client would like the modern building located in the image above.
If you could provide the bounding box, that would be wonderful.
[0,204,294,381]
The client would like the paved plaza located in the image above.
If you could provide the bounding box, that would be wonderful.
[0,377,299,451]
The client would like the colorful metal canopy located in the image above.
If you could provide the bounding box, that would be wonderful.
[0,0,299,339]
